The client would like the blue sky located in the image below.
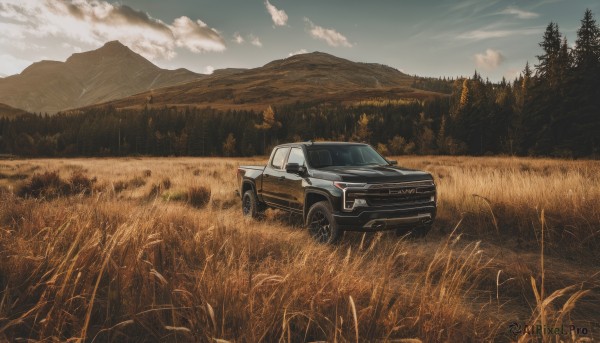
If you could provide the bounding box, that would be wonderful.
[0,0,598,81]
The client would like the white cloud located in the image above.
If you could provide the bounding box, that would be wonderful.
[264,0,288,26]
[0,37,45,51]
[288,49,308,56]
[474,49,505,70]
[204,65,214,74]
[231,33,262,47]
[170,16,226,53]
[233,32,244,44]
[249,34,262,47]
[304,18,353,47]
[0,22,25,39]
[458,27,542,40]
[504,68,521,80]
[500,6,539,19]
[61,42,83,53]
[0,0,226,61]
[0,53,32,76]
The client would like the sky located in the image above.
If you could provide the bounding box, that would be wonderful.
[0,0,598,81]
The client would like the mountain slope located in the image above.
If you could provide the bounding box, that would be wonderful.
[93,52,443,111]
[0,41,203,114]
[0,103,27,118]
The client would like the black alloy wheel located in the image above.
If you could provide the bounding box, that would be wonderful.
[242,189,263,219]
[306,201,341,244]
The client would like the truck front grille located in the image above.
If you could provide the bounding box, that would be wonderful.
[344,181,435,210]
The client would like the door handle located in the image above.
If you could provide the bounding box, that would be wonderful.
[264,174,270,178]
[278,176,285,181]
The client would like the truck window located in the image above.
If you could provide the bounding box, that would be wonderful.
[271,147,290,169]
[307,145,388,167]
[287,148,305,166]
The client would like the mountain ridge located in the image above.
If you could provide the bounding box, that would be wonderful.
[0,41,204,114]
[89,50,442,112]
[1,42,446,115]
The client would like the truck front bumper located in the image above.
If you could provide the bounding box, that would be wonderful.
[333,205,436,231]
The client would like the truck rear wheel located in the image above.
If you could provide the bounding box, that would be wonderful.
[242,190,264,219]
[306,201,341,244]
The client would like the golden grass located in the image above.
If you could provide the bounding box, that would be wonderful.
[0,156,598,342]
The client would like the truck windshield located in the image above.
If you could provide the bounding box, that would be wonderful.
[306,145,389,168]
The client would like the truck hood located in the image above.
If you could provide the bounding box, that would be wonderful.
[310,165,433,183]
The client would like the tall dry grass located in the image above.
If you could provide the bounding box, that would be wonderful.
[397,156,600,259]
[0,156,598,342]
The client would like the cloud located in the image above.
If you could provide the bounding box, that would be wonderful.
[170,16,226,53]
[233,32,244,44]
[0,21,25,39]
[504,68,521,80]
[288,49,308,57]
[0,53,32,76]
[61,42,83,53]
[500,6,539,19]
[474,49,505,70]
[458,27,542,40]
[0,0,225,61]
[232,33,262,47]
[264,0,288,26]
[249,35,262,47]
[204,65,214,74]
[304,18,353,47]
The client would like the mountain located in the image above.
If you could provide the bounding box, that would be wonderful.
[0,41,203,114]
[0,103,27,118]
[89,51,443,112]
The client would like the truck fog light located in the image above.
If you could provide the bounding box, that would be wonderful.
[353,199,367,207]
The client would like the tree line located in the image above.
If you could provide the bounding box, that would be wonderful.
[0,10,598,158]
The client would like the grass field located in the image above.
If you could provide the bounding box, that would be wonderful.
[0,156,598,342]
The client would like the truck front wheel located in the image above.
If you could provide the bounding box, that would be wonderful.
[242,190,264,219]
[306,201,341,244]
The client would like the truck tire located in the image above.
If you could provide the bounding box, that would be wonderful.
[242,190,264,219]
[306,201,341,244]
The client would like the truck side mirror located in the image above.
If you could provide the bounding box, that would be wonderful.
[285,163,305,175]
[388,160,398,165]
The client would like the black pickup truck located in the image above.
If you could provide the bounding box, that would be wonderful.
[236,142,437,243]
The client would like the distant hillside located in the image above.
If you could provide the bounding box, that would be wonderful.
[0,103,27,118]
[91,51,444,112]
[0,41,204,114]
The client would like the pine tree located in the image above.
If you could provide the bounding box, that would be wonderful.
[536,22,562,86]
[573,9,600,69]
[564,9,600,155]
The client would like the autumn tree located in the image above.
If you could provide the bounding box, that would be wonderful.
[354,113,372,143]
[255,106,281,154]
[222,133,237,157]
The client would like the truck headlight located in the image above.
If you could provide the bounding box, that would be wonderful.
[353,198,367,208]
[333,182,367,190]
[334,182,368,211]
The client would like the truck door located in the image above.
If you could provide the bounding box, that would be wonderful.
[283,147,306,213]
[261,147,290,208]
